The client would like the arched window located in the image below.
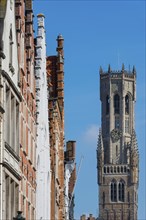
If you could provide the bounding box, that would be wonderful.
[107,167,109,173]
[111,166,113,173]
[111,180,117,202]
[125,95,129,114]
[118,180,125,202]
[106,95,110,114]
[114,94,120,114]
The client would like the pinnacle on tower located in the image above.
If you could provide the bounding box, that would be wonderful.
[122,63,125,71]
[132,65,136,75]
[108,64,111,73]
[130,129,139,153]
[99,66,103,74]
[97,128,103,153]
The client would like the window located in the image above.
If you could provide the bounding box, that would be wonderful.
[106,95,110,114]
[114,94,120,114]
[111,180,117,202]
[114,166,116,173]
[118,180,125,202]
[115,117,120,129]
[125,95,129,114]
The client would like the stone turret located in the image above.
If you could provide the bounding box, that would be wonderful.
[97,129,104,184]
[130,129,139,184]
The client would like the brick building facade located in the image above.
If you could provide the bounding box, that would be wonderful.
[47,34,65,220]
[15,0,36,218]
[47,35,77,220]
[0,1,77,219]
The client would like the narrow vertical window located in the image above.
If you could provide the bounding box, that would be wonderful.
[106,95,110,115]
[125,95,129,114]
[122,182,125,201]
[111,181,117,202]
[114,94,120,114]
[115,117,120,129]
[119,180,125,202]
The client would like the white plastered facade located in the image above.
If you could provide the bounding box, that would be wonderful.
[35,14,50,220]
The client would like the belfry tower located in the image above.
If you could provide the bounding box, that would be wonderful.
[97,65,139,220]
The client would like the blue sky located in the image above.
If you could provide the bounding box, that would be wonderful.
[34,1,145,219]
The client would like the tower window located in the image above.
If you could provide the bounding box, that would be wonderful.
[118,180,125,202]
[125,95,129,114]
[111,180,117,202]
[115,117,120,129]
[114,94,120,114]
[106,95,110,115]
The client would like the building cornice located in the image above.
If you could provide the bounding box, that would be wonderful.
[0,162,21,180]
[1,70,22,101]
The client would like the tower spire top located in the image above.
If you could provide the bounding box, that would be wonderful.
[132,65,136,75]
[108,64,111,73]
[122,63,125,71]
[99,66,103,74]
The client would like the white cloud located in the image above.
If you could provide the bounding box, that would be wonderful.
[82,124,99,145]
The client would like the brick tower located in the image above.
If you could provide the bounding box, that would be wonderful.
[97,65,139,220]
